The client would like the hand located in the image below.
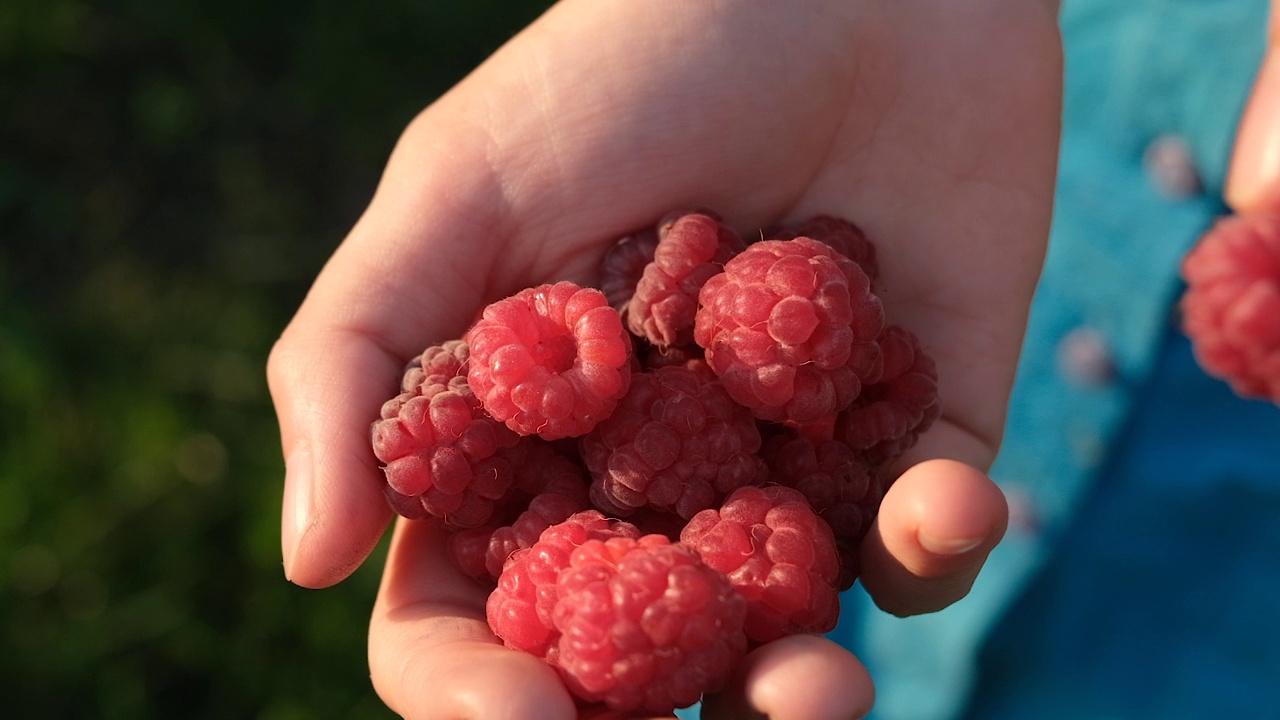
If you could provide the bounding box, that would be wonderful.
[267,1,1062,718]
[1227,1,1280,212]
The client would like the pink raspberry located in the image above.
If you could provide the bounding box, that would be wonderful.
[836,325,941,467]
[487,511,641,658]
[628,210,745,348]
[466,281,634,440]
[1180,212,1280,402]
[681,485,841,643]
[551,535,748,714]
[599,226,660,315]
[371,340,524,527]
[580,361,766,519]
[764,215,879,282]
[761,430,882,590]
[694,238,884,425]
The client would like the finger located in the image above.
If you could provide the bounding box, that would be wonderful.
[1225,3,1280,212]
[270,331,397,588]
[858,459,1008,617]
[369,517,579,720]
[269,121,509,587]
[701,635,874,720]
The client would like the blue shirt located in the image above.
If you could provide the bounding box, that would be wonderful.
[832,1,1280,719]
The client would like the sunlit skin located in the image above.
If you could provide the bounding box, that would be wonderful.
[268,0,1280,717]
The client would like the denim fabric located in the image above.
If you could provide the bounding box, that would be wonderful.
[830,1,1278,719]
[960,330,1280,719]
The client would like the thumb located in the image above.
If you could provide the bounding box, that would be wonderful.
[1226,5,1280,212]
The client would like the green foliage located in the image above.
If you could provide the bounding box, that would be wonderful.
[0,0,552,716]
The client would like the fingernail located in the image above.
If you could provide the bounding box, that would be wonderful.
[1227,49,1280,212]
[281,441,314,581]
[917,529,984,556]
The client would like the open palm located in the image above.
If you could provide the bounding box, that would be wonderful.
[268,1,1062,717]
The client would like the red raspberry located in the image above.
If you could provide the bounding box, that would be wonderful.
[488,511,642,658]
[551,535,748,714]
[466,281,634,440]
[836,325,941,467]
[501,438,591,511]
[449,491,589,582]
[641,343,705,371]
[694,238,884,425]
[621,508,690,542]
[761,430,882,590]
[445,440,591,578]
[1180,212,1280,402]
[371,340,524,527]
[599,226,659,315]
[681,485,841,643]
[628,210,745,348]
[381,419,587,528]
[580,361,767,519]
[446,525,496,581]
[764,215,879,282]
[399,339,471,390]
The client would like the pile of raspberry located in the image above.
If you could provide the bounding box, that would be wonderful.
[370,209,941,715]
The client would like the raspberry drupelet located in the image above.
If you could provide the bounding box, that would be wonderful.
[627,209,746,349]
[1180,211,1280,403]
[580,360,766,519]
[680,485,842,643]
[694,237,885,425]
[466,281,634,440]
[551,535,748,714]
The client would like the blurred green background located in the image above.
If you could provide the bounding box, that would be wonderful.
[0,0,552,716]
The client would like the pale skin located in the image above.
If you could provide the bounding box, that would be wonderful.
[267,0,1280,718]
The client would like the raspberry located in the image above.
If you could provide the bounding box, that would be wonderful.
[371,340,524,527]
[488,511,642,658]
[761,431,881,590]
[599,226,659,315]
[622,508,690,542]
[551,535,748,714]
[447,525,495,581]
[381,419,588,528]
[641,343,705,371]
[445,440,591,579]
[449,491,589,582]
[836,325,941,467]
[466,281,634,440]
[681,485,841,643]
[1180,212,1280,402]
[628,210,745,348]
[693,238,884,424]
[580,361,766,519]
[764,215,879,282]
[400,339,472,390]
[489,490,592,577]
